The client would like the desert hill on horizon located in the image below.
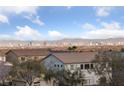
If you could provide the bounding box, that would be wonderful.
[0,37,124,42]
[1,37,124,41]
[0,38,124,48]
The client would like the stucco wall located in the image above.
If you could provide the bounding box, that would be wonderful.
[65,63,99,85]
[42,55,64,71]
[18,56,46,63]
[42,55,99,85]
[0,56,6,61]
[6,52,18,63]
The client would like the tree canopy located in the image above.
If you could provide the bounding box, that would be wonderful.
[9,60,45,86]
[44,69,85,86]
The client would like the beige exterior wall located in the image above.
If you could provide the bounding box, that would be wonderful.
[65,63,99,85]
[65,63,94,71]
[0,56,6,61]
[18,56,46,63]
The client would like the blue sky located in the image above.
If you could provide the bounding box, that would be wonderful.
[0,6,124,40]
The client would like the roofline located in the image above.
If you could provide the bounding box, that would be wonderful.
[5,50,10,55]
[5,49,50,57]
[64,62,94,64]
[0,50,10,56]
[41,53,64,64]
[41,53,96,64]
[41,54,52,62]
[5,50,17,56]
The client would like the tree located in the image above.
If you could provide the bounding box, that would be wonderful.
[110,53,124,85]
[43,70,56,85]
[93,51,124,86]
[68,47,73,51]
[44,69,85,86]
[72,46,77,50]
[67,46,77,51]
[9,60,45,86]
[120,48,124,52]
[92,52,112,85]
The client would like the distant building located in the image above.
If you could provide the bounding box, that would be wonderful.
[42,52,99,85]
[6,49,51,63]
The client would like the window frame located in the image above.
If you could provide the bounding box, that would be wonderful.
[84,64,90,69]
[70,64,74,70]
[91,64,94,69]
[80,64,83,69]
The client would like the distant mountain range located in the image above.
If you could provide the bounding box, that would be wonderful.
[1,37,124,42]
[0,38,124,48]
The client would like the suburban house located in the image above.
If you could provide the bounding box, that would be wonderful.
[6,48,51,63]
[41,51,100,85]
[0,50,9,62]
[42,53,64,71]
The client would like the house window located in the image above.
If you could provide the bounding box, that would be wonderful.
[61,65,63,67]
[85,64,89,69]
[70,65,74,70]
[58,65,59,67]
[80,64,83,69]
[91,64,94,69]
[54,64,56,67]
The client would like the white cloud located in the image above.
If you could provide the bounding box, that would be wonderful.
[25,15,44,26]
[95,7,113,17]
[48,31,63,37]
[82,22,124,39]
[0,25,43,40]
[15,25,42,40]
[0,6,39,15]
[48,30,66,40]
[0,6,39,25]
[0,14,9,24]
[82,29,124,39]
[32,16,44,26]
[101,21,121,30]
[0,34,16,40]
[82,23,96,30]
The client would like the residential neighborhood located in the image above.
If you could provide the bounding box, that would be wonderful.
[0,6,124,86]
[0,1,123,93]
[0,47,122,86]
